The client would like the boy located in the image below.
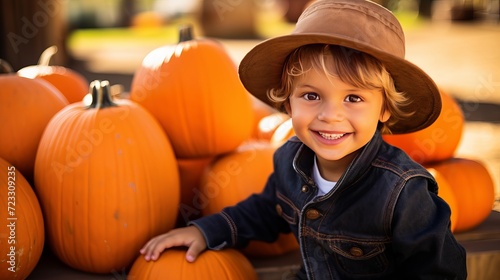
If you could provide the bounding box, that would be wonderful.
[141,0,467,278]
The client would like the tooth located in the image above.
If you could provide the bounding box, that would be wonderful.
[319,132,344,140]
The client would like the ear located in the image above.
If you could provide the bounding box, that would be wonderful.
[379,108,391,123]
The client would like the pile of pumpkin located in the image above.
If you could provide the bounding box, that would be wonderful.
[0,25,495,279]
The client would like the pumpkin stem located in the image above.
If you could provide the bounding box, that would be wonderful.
[0,59,14,74]
[38,45,58,66]
[86,80,118,109]
[178,25,193,43]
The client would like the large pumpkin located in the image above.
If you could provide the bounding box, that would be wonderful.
[0,59,69,183]
[128,248,258,280]
[426,168,458,232]
[200,141,299,257]
[17,46,89,103]
[0,157,44,280]
[129,25,254,158]
[425,158,495,232]
[383,89,464,164]
[34,80,180,273]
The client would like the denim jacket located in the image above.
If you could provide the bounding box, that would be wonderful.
[191,131,467,279]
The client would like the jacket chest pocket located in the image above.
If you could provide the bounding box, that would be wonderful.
[328,239,390,276]
[276,191,300,225]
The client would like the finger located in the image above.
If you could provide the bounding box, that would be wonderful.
[144,233,188,261]
[140,234,162,253]
[185,241,206,262]
[142,236,167,261]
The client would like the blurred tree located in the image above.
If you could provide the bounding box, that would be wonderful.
[199,0,257,39]
[376,0,434,18]
[118,0,136,27]
[280,0,312,23]
[0,0,68,70]
[418,0,434,18]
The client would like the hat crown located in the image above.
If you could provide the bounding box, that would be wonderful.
[294,0,405,58]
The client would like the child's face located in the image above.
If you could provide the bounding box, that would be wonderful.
[286,67,390,167]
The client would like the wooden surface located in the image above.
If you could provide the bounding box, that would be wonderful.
[455,210,500,280]
[28,210,500,279]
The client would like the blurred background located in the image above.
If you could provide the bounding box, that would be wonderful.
[2,1,499,279]
[1,0,499,71]
[1,0,499,203]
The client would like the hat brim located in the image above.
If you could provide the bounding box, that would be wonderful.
[238,34,441,134]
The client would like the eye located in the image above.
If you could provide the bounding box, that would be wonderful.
[302,92,320,101]
[345,95,362,103]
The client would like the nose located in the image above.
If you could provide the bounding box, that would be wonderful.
[317,100,345,122]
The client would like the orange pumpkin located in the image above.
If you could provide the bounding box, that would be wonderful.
[199,141,299,257]
[176,156,214,226]
[0,59,68,183]
[426,168,458,232]
[130,25,254,158]
[128,248,258,280]
[34,80,180,273]
[131,11,164,28]
[383,89,464,164]
[17,46,89,103]
[0,157,44,280]
[425,158,495,232]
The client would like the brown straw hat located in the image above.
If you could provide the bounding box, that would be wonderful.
[238,0,441,134]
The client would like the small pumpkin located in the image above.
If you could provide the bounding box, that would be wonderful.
[425,158,495,232]
[128,248,258,280]
[426,168,458,232]
[34,80,180,273]
[0,59,68,183]
[199,141,299,257]
[383,89,464,164]
[130,25,254,158]
[0,157,44,280]
[131,11,164,28]
[17,46,89,103]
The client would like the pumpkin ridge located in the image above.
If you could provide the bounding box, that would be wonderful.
[130,112,156,236]
[177,70,199,157]
[22,177,43,274]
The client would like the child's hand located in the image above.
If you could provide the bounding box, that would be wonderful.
[140,226,207,262]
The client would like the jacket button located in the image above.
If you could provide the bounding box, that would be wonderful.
[276,204,283,216]
[349,247,364,257]
[301,185,309,193]
[305,209,321,220]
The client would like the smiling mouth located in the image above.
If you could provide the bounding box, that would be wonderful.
[318,132,345,140]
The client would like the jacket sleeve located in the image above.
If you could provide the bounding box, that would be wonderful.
[391,176,467,279]
[188,171,292,250]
